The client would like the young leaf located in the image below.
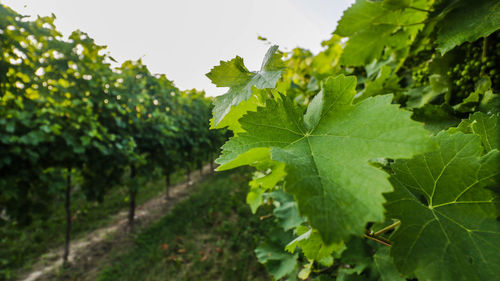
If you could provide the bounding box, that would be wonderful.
[247,162,286,214]
[286,226,345,264]
[206,46,285,128]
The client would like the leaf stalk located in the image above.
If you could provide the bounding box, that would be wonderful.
[375,220,401,236]
[364,233,392,247]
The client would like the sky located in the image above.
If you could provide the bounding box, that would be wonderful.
[1,0,354,96]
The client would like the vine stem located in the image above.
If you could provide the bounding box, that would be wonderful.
[364,234,392,247]
[313,265,335,274]
[375,221,401,236]
[482,37,488,60]
[364,221,401,247]
[480,37,488,76]
[259,214,273,220]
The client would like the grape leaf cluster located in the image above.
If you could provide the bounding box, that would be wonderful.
[207,0,500,280]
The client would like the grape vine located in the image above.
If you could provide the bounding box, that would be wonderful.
[208,1,500,280]
[0,4,226,278]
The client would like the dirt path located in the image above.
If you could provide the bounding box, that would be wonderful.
[17,164,214,281]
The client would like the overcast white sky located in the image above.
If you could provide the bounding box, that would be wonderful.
[1,0,354,96]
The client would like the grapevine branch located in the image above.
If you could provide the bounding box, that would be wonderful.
[259,214,273,220]
[482,37,488,61]
[375,220,401,236]
[364,232,392,247]
[313,264,336,274]
[364,221,401,247]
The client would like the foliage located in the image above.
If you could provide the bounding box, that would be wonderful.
[207,0,500,280]
[387,130,499,281]
[0,4,226,279]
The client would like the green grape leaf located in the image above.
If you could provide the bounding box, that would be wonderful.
[412,104,460,134]
[405,74,449,109]
[335,0,430,66]
[246,185,265,214]
[206,45,285,128]
[269,190,305,231]
[286,226,345,265]
[450,112,499,152]
[338,237,373,276]
[255,241,299,280]
[480,91,500,114]
[209,94,261,134]
[355,65,399,102]
[382,0,412,9]
[217,75,434,244]
[436,0,500,54]
[247,162,286,214]
[453,77,494,113]
[386,131,500,281]
[340,24,395,66]
[335,0,390,37]
[335,0,390,66]
[373,248,405,281]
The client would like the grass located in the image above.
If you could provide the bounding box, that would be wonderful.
[96,169,272,281]
[0,168,186,280]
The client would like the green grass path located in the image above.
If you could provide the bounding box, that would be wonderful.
[95,169,271,281]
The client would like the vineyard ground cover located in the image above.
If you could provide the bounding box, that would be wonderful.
[95,168,272,281]
[6,166,190,281]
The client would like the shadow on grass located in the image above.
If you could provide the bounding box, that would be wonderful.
[96,169,273,281]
